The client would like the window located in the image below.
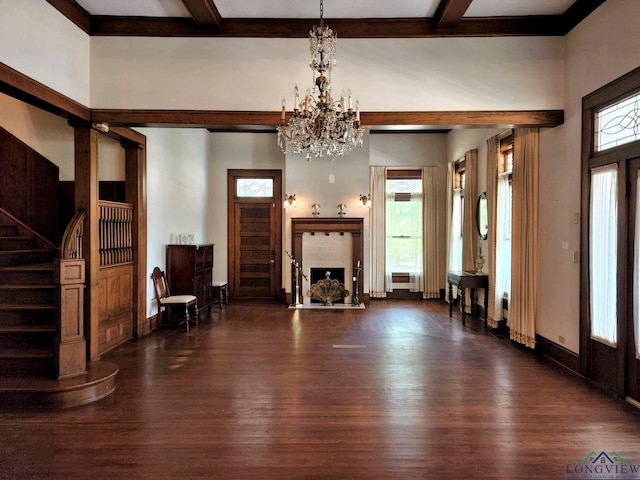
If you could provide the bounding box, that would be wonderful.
[386,173,422,292]
[589,164,618,345]
[449,160,465,272]
[496,137,513,317]
[235,178,274,198]
[595,90,640,152]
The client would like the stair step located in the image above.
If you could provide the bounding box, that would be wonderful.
[0,263,55,285]
[0,225,17,237]
[0,304,56,326]
[0,326,56,349]
[0,236,36,251]
[0,249,57,267]
[0,348,55,377]
[0,285,56,305]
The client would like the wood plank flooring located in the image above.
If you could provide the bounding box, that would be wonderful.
[1,300,639,479]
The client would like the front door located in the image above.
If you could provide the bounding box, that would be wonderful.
[626,158,640,402]
[227,170,282,300]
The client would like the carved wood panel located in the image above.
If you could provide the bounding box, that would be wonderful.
[97,264,133,355]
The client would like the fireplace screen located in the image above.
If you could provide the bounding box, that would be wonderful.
[308,268,348,305]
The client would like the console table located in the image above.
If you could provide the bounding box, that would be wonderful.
[447,271,488,326]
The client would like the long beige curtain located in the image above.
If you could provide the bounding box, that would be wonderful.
[370,166,387,298]
[462,149,478,312]
[486,135,500,328]
[422,166,441,299]
[462,149,478,271]
[445,162,454,302]
[510,128,539,348]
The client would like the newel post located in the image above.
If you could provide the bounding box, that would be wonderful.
[54,259,87,379]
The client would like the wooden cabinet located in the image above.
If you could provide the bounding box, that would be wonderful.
[166,244,214,311]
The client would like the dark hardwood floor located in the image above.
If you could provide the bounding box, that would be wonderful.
[1,300,639,479]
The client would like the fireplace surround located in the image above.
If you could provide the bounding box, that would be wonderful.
[290,217,364,305]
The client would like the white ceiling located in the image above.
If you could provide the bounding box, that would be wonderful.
[74,0,578,20]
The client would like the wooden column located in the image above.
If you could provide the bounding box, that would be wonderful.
[54,259,87,378]
[73,125,100,360]
[123,138,148,337]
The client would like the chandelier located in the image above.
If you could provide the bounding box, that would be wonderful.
[277,0,364,161]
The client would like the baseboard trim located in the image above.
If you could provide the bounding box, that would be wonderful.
[535,334,581,375]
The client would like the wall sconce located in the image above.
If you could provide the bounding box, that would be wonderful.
[284,194,297,208]
[359,194,371,207]
[312,203,321,217]
[338,203,347,218]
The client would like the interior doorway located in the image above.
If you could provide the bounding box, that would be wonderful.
[227,169,282,301]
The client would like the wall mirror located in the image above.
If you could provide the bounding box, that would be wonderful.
[476,192,488,240]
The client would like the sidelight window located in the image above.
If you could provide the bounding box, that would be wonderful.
[589,163,618,345]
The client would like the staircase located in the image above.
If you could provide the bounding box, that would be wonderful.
[0,222,57,378]
[0,212,118,408]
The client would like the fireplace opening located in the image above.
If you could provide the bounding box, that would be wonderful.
[309,268,346,304]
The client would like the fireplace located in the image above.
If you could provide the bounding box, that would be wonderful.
[290,217,363,305]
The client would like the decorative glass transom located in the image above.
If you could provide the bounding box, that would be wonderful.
[595,91,640,152]
[236,178,274,198]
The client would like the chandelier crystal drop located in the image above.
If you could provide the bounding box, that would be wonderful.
[277,0,364,161]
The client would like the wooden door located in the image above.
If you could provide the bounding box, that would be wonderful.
[227,170,282,300]
[626,158,640,402]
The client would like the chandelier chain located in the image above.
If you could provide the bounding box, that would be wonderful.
[276,0,364,161]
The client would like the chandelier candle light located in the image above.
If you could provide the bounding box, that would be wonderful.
[277,0,364,161]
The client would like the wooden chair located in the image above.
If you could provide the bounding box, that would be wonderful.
[151,267,198,331]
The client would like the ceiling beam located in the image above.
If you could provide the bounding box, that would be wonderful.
[432,0,474,29]
[45,0,90,34]
[89,15,565,38]
[90,109,564,129]
[180,0,222,29]
[561,0,607,33]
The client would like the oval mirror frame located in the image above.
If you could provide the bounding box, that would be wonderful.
[476,192,488,240]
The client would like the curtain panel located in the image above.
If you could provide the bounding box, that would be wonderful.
[510,128,539,348]
[422,166,441,299]
[445,162,455,303]
[486,135,500,328]
[462,149,478,313]
[370,166,387,298]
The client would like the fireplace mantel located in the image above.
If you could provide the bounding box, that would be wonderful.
[290,217,364,303]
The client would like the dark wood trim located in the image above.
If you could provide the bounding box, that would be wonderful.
[181,0,222,29]
[535,335,581,375]
[87,16,567,38]
[0,62,90,121]
[45,0,91,34]
[560,0,607,34]
[432,0,473,29]
[91,109,564,129]
[124,143,147,338]
[44,0,604,38]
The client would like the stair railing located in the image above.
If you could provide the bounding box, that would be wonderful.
[55,209,87,379]
[99,201,134,267]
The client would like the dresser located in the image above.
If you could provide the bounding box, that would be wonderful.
[166,244,215,311]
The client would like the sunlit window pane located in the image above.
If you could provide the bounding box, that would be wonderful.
[596,92,640,152]
[236,178,274,197]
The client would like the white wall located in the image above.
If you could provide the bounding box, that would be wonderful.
[90,36,564,111]
[0,1,90,106]
[537,0,640,353]
[207,132,285,283]
[0,93,75,180]
[140,127,211,316]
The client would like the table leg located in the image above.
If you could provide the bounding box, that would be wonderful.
[448,282,453,317]
[461,288,466,326]
[484,287,488,329]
